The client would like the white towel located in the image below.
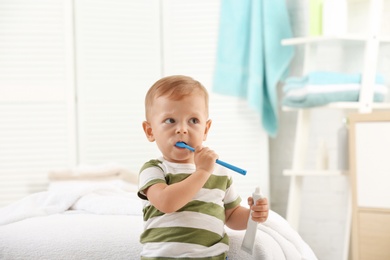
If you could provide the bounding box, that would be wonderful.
[0,187,317,260]
[0,184,142,226]
[48,163,138,184]
[0,189,82,226]
[261,211,318,260]
[226,211,318,260]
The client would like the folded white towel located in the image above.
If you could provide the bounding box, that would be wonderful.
[71,186,142,215]
[48,163,138,184]
[0,189,82,226]
[48,179,138,193]
[0,184,142,226]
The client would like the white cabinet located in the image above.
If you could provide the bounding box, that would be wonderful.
[349,112,390,260]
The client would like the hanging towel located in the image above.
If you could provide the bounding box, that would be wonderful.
[213,0,294,137]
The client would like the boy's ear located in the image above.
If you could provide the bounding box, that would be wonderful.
[142,121,155,142]
[203,119,212,141]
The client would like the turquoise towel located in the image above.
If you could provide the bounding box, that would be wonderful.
[282,85,387,108]
[213,0,294,137]
[284,71,385,91]
[282,72,388,108]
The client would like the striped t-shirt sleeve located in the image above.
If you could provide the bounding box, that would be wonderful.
[223,175,242,209]
[138,159,166,200]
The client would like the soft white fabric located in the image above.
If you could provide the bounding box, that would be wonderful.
[48,179,138,193]
[0,212,317,260]
[262,211,317,260]
[226,211,317,260]
[48,163,138,184]
[48,163,139,197]
[0,184,142,226]
[71,186,142,215]
[0,214,143,260]
[0,185,318,260]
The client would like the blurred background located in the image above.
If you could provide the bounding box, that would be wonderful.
[1,0,389,259]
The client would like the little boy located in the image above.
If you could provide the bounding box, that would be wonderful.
[138,75,269,259]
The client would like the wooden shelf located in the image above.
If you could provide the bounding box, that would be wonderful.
[283,169,348,176]
[281,35,390,46]
[284,2,387,259]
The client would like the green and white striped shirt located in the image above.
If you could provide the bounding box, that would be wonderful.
[138,157,241,260]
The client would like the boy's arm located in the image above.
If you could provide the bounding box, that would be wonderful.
[145,169,210,213]
[225,206,250,230]
[144,146,218,213]
[225,197,269,230]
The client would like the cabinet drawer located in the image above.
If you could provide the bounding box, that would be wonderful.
[357,209,390,260]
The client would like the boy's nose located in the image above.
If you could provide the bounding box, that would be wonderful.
[176,124,188,134]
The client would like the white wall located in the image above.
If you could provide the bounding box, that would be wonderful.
[0,0,269,208]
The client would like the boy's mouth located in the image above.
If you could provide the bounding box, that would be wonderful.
[175,141,189,149]
[176,141,185,146]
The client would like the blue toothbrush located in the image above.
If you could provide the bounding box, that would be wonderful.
[175,142,247,175]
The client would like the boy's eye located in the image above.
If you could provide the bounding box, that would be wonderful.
[189,118,199,124]
[164,118,175,124]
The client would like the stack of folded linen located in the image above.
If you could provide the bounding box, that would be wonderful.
[282,71,388,108]
[48,163,138,192]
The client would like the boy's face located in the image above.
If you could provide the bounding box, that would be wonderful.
[142,94,211,163]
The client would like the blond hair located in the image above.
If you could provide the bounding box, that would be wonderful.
[144,75,209,120]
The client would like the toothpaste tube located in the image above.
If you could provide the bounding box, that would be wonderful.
[241,187,264,254]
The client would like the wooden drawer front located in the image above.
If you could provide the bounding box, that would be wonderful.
[358,210,390,260]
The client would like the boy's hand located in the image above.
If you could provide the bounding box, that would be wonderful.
[248,196,269,223]
[194,146,218,174]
